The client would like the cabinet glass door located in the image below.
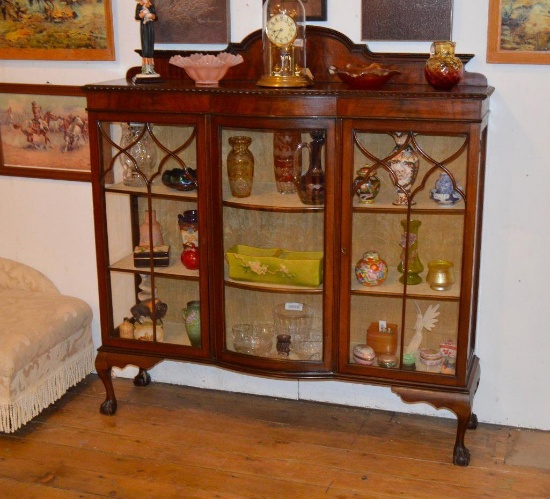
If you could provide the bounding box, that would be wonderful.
[342,122,475,382]
[215,119,335,371]
[96,120,208,352]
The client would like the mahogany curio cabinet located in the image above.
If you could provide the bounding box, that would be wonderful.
[85,27,493,466]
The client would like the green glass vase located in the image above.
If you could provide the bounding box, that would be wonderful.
[398,219,424,285]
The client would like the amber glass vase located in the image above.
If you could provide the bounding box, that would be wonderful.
[424,41,463,90]
[227,136,254,198]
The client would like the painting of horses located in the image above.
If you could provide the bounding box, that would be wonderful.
[0,89,90,177]
[0,0,114,60]
[487,0,550,63]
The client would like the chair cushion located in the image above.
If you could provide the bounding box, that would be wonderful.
[0,289,93,378]
[0,287,94,432]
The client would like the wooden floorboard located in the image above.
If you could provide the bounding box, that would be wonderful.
[0,375,548,498]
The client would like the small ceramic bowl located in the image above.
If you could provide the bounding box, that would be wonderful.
[328,62,401,89]
[419,348,444,367]
[377,354,398,368]
[169,52,244,86]
[161,168,197,191]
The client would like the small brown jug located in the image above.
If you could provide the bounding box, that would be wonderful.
[293,130,325,205]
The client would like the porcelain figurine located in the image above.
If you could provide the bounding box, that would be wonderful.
[135,0,159,76]
[430,172,461,206]
[134,318,164,342]
[404,301,440,355]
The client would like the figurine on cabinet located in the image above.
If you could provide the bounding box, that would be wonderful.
[430,172,462,206]
[130,298,167,342]
[134,0,160,78]
[131,299,168,323]
[404,301,440,355]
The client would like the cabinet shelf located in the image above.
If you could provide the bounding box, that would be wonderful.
[225,275,323,294]
[353,200,465,214]
[223,182,322,212]
[106,182,198,201]
[110,253,199,280]
[351,269,461,300]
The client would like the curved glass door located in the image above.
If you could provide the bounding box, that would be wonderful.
[97,119,208,353]
[342,122,472,381]
[215,119,335,371]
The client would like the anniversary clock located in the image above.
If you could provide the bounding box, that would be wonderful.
[257,0,313,88]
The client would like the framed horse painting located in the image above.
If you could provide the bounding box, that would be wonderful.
[0,0,115,61]
[0,84,91,182]
[487,0,550,64]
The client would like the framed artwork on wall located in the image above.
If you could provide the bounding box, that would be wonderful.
[487,0,550,64]
[262,0,328,22]
[0,84,91,182]
[155,0,230,44]
[0,1,114,61]
[361,0,453,41]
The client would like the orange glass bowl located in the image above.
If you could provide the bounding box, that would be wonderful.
[328,63,401,89]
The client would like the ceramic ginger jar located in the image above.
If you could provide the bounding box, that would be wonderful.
[355,251,388,287]
[353,166,381,204]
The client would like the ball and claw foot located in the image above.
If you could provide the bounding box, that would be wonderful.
[100,399,118,416]
[133,369,151,387]
[467,413,479,430]
[453,444,471,466]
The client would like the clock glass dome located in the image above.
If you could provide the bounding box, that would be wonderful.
[257,0,312,87]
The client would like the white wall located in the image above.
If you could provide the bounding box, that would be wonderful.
[1,0,548,430]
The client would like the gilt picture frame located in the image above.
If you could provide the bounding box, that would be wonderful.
[0,0,115,61]
[262,0,328,22]
[487,0,550,64]
[0,84,91,182]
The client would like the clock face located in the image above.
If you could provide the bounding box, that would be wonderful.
[266,13,297,47]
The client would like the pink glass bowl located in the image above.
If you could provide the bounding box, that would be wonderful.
[169,52,244,87]
[328,62,401,89]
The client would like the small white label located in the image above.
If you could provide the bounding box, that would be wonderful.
[285,302,304,311]
[379,320,387,332]
[294,38,304,48]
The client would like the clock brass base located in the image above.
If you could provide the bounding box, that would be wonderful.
[257,74,313,88]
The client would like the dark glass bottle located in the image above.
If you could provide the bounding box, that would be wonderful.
[294,130,325,205]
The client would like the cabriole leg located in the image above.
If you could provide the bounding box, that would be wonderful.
[133,368,151,386]
[95,351,117,416]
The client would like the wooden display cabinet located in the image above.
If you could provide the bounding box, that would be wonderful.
[85,27,492,466]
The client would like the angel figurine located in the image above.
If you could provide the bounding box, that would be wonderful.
[404,301,440,355]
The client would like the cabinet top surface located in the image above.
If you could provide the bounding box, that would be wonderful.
[84,78,493,100]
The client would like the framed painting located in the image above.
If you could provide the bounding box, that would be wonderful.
[487,0,550,64]
[262,0,328,22]
[0,0,114,61]
[0,84,91,182]
[361,0,453,41]
[155,0,230,44]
